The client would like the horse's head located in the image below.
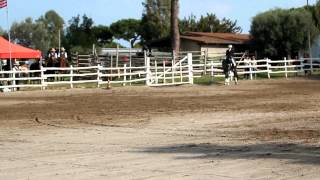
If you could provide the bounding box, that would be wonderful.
[58,57,69,67]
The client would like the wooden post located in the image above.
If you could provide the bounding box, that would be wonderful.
[172,60,175,84]
[188,53,193,84]
[310,57,313,74]
[129,48,132,86]
[146,57,151,86]
[249,61,253,80]
[12,67,16,91]
[267,58,271,79]
[163,60,166,84]
[123,64,127,86]
[284,57,288,79]
[116,45,119,68]
[155,60,158,84]
[70,65,73,89]
[211,63,214,77]
[300,58,304,73]
[97,65,100,88]
[144,50,147,66]
[204,49,208,75]
[118,66,120,78]
[110,54,113,76]
[180,61,183,82]
[41,66,45,90]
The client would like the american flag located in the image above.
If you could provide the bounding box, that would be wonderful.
[0,0,7,8]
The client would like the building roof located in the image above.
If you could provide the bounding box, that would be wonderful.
[181,32,251,45]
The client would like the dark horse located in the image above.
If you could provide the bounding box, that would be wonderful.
[44,55,69,81]
[222,59,239,85]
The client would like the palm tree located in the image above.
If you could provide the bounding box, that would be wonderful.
[171,0,180,53]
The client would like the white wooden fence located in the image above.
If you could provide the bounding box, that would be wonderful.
[194,57,319,79]
[0,55,319,91]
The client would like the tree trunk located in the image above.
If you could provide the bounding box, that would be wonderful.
[171,0,180,53]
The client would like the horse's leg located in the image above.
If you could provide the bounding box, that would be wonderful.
[224,65,230,86]
[224,65,228,85]
[234,65,238,85]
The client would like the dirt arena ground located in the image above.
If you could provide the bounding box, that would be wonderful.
[0,78,319,179]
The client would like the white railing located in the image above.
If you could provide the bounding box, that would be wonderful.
[0,65,149,90]
[148,53,193,86]
[194,57,319,79]
[0,56,319,91]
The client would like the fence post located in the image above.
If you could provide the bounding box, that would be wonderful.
[155,60,158,83]
[211,63,214,77]
[284,57,288,79]
[172,60,175,84]
[204,48,209,75]
[163,60,166,84]
[70,65,73,89]
[116,45,119,68]
[97,65,101,88]
[267,58,271,79]
[146,57,151,86]
[249,61,253,80]
[12,67,16,91]
[123,64,127,86]
[300,58,304,73]
[110,54,113,75]
[129,48,132,86]
[204,49,208,75]
[41,66,45,90]
[188,53,194,84]
[310,57,314,74]
[180,61,183,82]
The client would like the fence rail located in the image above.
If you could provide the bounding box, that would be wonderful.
[1,54,320,91]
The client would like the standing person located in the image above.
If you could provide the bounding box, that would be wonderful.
[225,45,238,85]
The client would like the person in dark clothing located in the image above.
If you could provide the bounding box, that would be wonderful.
[223,45,238,85]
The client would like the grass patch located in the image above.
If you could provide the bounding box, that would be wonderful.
[194,75,224,85]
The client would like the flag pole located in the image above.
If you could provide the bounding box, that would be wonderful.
[5,1,12,70]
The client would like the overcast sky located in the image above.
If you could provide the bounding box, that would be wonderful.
[0,0,317,46]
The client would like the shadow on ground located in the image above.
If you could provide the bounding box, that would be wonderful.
[139,143,320,165]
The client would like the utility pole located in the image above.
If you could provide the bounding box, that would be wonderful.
[307,0,312,64]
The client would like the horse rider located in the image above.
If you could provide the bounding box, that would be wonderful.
[224,44,238,85]
[58,47,68,59]
[48,48,58,59]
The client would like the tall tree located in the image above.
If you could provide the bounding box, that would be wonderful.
[65,14,95,49]
[37,10,64,49]
[140,0,171,43]
[180,13,242,33]
[10,17,49,53]
[250,8,318,59]
[110,19,141,48]
[179,14,198,33]
[92,25,113,46]
[0,27,5,36]
[171,0,180,52]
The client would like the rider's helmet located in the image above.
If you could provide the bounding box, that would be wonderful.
[228,44,233,49]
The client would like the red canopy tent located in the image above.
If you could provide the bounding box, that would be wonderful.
[0,36,41,59]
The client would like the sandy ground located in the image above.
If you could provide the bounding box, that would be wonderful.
[0,78,320,180]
